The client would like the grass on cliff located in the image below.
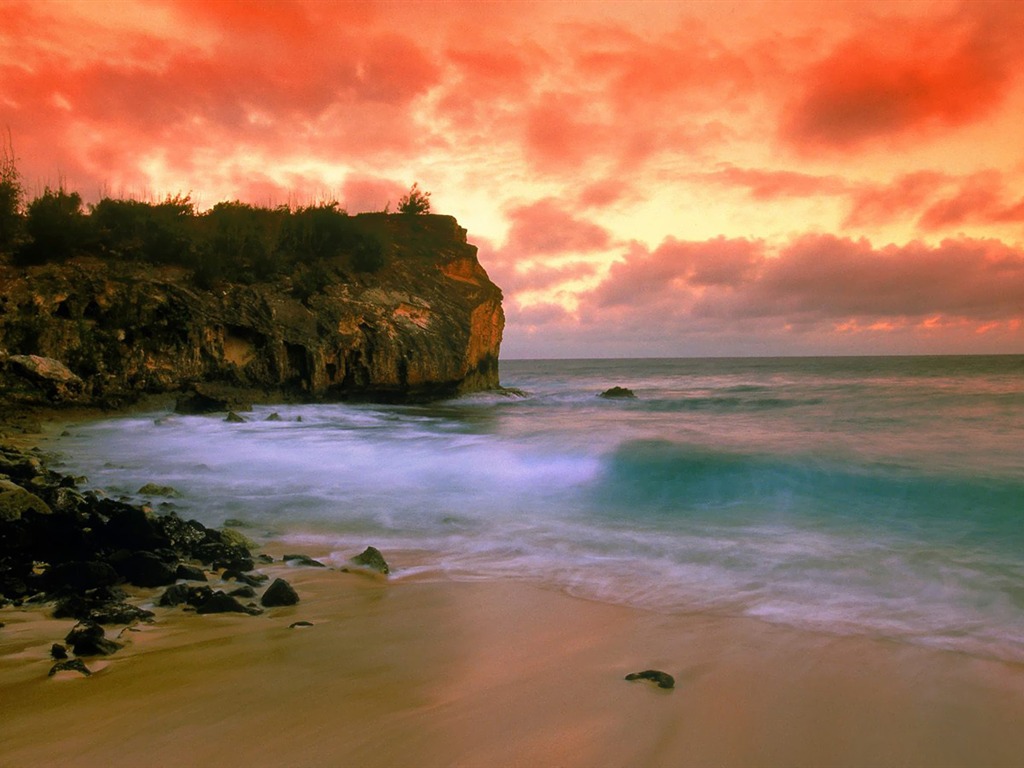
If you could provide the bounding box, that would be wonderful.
[0,177,454,295]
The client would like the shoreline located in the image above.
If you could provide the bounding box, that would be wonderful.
[4,409,1024,766]
[4,561,1024,767]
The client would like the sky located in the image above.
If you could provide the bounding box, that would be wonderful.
[2,0,1023,358]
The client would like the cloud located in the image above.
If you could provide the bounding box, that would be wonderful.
[594,237,762,310]
[917,172,1024,230]
[780,8,1023,150]
[0,1,442,201]
[843,171,950,228]
[544,233,1024,356]
[696,164,848,200]
[503,198,613,256]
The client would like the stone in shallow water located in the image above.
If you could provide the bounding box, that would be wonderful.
[347,546,390,575]
[283,553,326,568]
[598,386,637,399]
[137,483,182,498]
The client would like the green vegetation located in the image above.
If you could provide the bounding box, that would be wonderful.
[0,161,429,293]
[397,182,431,215]
[0,130,23,253]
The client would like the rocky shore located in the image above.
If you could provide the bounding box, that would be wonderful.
[0,424,386,679]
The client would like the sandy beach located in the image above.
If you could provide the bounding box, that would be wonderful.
[3,554,1024,768]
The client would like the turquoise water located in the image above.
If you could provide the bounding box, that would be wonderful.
[51,356,1024,661]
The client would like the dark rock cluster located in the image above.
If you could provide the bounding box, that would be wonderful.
[0,438,356,677]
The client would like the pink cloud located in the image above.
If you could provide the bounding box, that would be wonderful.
[917,172,1024,230]
[697,165,848,200]
[843,171,950,228]
[580,234,1024,333]
[780,9,1023,150]
[504,199,613,255]
[340,176,409,213]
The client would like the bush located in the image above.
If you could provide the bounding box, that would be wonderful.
[199,201,285,282]
[397,183,431,215]
[16,187,90,264]
[0,130,23,253]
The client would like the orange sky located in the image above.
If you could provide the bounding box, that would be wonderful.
[2,0,1022,357]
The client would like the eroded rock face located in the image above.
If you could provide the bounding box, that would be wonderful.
[0,215,503,405]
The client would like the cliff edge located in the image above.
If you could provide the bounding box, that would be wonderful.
[0,214,503,407]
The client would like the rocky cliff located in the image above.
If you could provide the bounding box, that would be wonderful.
[0,214,503,407]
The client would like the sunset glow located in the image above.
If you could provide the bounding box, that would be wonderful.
[3,0,1022,356]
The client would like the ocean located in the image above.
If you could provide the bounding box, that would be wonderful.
[48,356,1024,662]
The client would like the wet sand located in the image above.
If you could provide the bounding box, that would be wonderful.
[3,560,1024,768]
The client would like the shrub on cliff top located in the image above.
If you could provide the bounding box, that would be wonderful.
[397,183,431,215]
[0,129,23,254]
[16,187,90,265]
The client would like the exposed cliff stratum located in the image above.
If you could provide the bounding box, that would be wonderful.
[0,214,503,407]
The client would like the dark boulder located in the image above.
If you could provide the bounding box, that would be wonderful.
[174,390,230,415]
[347,546,390,575]
[65,621,123,656]
[111,551,178,587]
[193,540,253,572]
[0,478,52,521]
[99,500,168,551]
[228,586,256,598]
[195,590,261,615]
[54,589,152,625]
[260,578,299,607]
[90,601,154,625]
[51,643,68,659]
[160,583,213,608]
[624,669,675,689]
[45,560,120,591]
[599,386,637,399]
[283,553,326,568]
[225,411,246,423]
[222,569,267,586]
[175,563,207,581]
[137,483,182,498]
[49,658,92,677]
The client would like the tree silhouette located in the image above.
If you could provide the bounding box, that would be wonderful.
[0,128,23,253]
[397,183,431,215]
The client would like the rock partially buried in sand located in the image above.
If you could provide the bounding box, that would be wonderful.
[261,577,300,607]
[625,669,675,689]
[49,658,92,677]
[225,411,246,423]
[346,546,390,575]
[283,553,326,568]
[289,621,314,629]
[196,590,262,615]
[65,621,123,656]
[599,386,637,399]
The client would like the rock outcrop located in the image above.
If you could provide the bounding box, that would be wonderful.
[0,214,503,406]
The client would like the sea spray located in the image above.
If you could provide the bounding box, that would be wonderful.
[50,356,1024,662]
